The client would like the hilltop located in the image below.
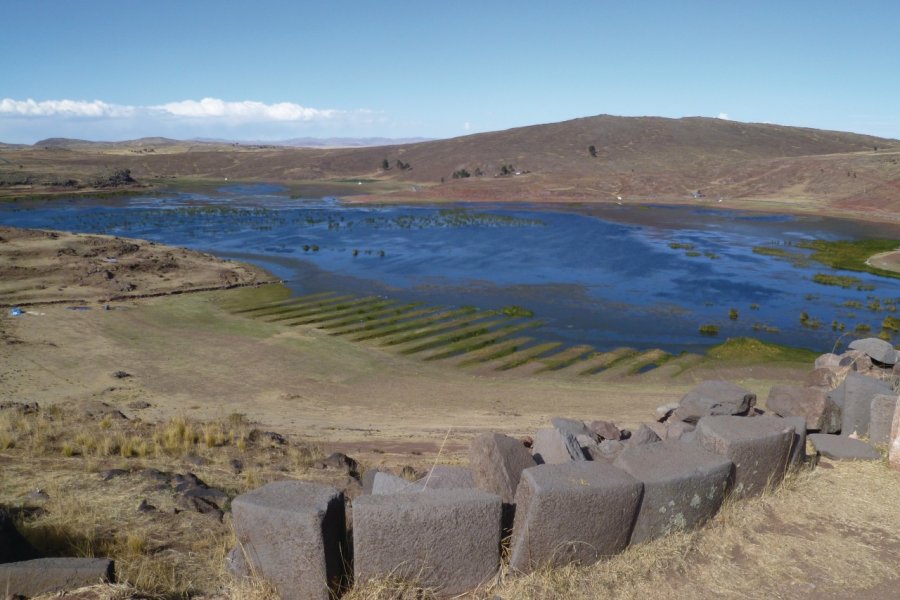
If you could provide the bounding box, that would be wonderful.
[3,114,900,218]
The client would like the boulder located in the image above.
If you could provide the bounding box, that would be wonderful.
[808,434,880,461]
[575,434,603,461]
[551,416,591,436]
[645,422,668,440]
[766,385,832,431]
[0,557,114,596]
[654,403,679,422]
[225,545,250,579]
[696,415,794,498]
[890,402,900,472]
[848,338,898,366]
[417,465,476,491]
[839,350,872,371]
[673,380,756,423]
[814,353,842,370]
[598,439,625,460]
[469,433,536,504]
[613,441,733,544]
[372,472,421,495]
[869,394,898,447]
[665,421,695,441]
[779,415,808,469]
[834,373,892,437]
[360,469,383,495]
[231,481,347,600]
[627,424,662,447]
[805,367,841,389]
[509,462,642,573]
[588,420,622,440]
[532,428,586,464]
[353,489,501,597]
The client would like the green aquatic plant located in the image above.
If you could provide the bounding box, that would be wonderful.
[729,309,739,321]
[811,273,862,288]
[698,324,719,336]
[500,305,534,318]
[795,238,900,279]
[669,242,695,250]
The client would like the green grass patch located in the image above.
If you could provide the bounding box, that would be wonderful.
[811,273,862,288]
[796,238,900,279]
[883,315,900,332]
[752,246,808,265]
[705,337,818,364]
[698,324,719,336]
[669,242,695,250]
[500,305,534,318]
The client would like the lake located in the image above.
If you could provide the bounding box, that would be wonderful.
[2,185,898,355]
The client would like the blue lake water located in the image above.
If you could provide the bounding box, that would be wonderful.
[2,186,898,354]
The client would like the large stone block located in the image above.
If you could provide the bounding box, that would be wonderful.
[469,433,536,504]
[766,384,831,431]
[696,415,794,498]
[0,557,114,596]
[372,472,421,495]
[673,380,756,423]
[551,416,591,436]
[835,373,892,437]
[231,481,347,600]
[509,462,642,573]
[848,338,898,366]
[808,434,880,461]
[869,394,898,447]
[353,489,501,597]
[532,428,586,464]
[780,415,808,469]
[613,441,732,544]
[417,465,476,491]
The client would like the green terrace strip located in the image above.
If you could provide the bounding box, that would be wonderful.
[250,294,355,319]
[575,348,639,376]
[422,322,543,362]
[533,344,595,373]
[624,349,673,376]
[644,352,704,378]
[317,302,421,330]
[394,318,513,355]
[351,308,476,341]
[262,296,369,322]
[327,306,442,336]
[455,337,533,367]
[229,291,337,314]
[280,298,393,326]
[376,311,500,347]
[595,349,667,379]
[291,300,400,328]
[796,238,900,279]
[492,342,564,371]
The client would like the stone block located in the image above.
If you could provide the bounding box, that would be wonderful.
[551,416,591,436]
[836,373,892,437]
[576,433,603,461]
[509,462,642,573]
[627,424,662,447]
[353,489,501,597]
[805,367,840,389]
[0,557,114,596]
[869,394,898,447]
[665,421,695,441]
[372,472,421,495]
[417,465,476,491]
[589,420,622,440]
[779,415,808,468]
[848,338,898,366]
[890,402,900,472]
[532,428,586,464]
[360,469,383,495]
[614,441,733,544]
[815,353,841,370]
[766,384,831,431]
[469,433,536,503]
[697,415,794,498]
[808,434,880,461]
[231,481,347,600]
[674,380,756,423]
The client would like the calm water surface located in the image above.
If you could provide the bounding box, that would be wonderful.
[2,185,898,354]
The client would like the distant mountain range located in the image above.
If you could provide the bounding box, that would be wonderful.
[26,136,433,149]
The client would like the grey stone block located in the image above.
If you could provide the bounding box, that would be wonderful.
[509,462,642,573]
[372,472,422,495]
[766,384,831,431]
[697,415,794,499]
[815,353,841,370]
[576,433,603,461]
[0,557,114,596]
[417,465,476,491]
[470,433,536,504]
[627,424,662,447]
[809,434,880,461]
[231,481,347,600]
[674,380,756,423]
[551,416,591,436]
[588,419,622,440]
[353,489,501,597]
[361,469,383,494]
[869,394,898,447]
[805,367,840,389]
[837,373,892,437]
[613,441,732,544]
[532,428,586,464]
[848,338,898,365]
[779,415,808,468]
[666,421,696,441]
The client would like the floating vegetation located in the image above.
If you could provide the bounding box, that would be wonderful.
[750,303,760,310]
[804,293,819,301]
[799,312,822,329]
[729,309,739,321]
[842,300,864,309]
[706,337,818,364]
[698,324,719,336]
[868,299,881,311]
[669,242,695,250]
[752,245,808,265]
[882,315,900,332]
[752,322,780,333]
[831,320,846,332]
[685,250,702,257]
[854,323,871,333]
[812,273,862,288]
[795,238,900,279]
[704,252,720,260]
[501,305,534,318]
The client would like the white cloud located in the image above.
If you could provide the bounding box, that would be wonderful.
[0,98,135,118]
[463,121,471,131]
[717,112,731,120]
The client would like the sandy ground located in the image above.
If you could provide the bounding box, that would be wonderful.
[866,248,900,273]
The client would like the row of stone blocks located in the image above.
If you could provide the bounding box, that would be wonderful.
[231,414,800,599]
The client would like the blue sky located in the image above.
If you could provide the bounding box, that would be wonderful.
[2,0,899,143]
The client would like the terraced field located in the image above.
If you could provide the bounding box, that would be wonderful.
[227,292,701,381]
